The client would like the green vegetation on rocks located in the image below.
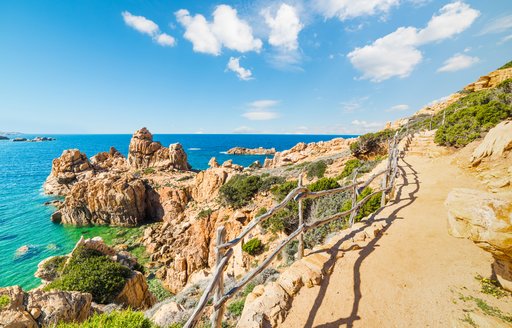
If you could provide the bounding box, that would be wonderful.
[219,174,285,208]
[350,129,395,158]
[56,310,158,328]
[306,160,327,179]
[500,60,512,70]
[45,246,132,303]
[308,177,340,192]
[338,159,362,179]
[242,238,263,256]
[0,295,10,310]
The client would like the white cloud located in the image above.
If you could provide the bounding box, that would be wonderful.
[341,96,369,113]
[416,1,480,44]
[122,11,176,47]
[499,34,512,45]
[351,120,383,129]
[315,0,399,21]
[122,11,159,36]
[227,57,253,80]
[479,15,512,35]
[155,33,176,47]
[175,5,262,56]
[386,104,410,112]
[242,99,280,121]
[263,4,303,51]
[437,53,479,72]
[347,1,480,82]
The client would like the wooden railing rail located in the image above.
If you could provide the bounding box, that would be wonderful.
[184,131,407,328]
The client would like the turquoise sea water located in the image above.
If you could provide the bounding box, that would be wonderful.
[0,134,354,289]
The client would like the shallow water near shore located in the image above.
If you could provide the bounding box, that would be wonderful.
[0,133,354,289]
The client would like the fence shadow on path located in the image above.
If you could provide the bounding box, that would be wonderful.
[301,157,420,328]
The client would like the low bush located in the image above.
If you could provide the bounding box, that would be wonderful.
[340,187,382,222]
[56,310,157,328]
[306,161,327,179]
[338,159,362,179]
[271,180,297,202]
[242,238,263,256]
[350,129,395,158]
[148,278,173,302]
[45,246,132,304]
[220,174,285,208]
[197,208,212,219]
[0,295,10,310]
[227,298,245,317]
[500,60,512,70]
[143,167,155,175]
[41,255,67,281]
[308,177,340,192]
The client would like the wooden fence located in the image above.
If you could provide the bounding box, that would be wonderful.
[184,131,410,328]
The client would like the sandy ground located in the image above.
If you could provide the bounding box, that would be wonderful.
[280,150,512,327]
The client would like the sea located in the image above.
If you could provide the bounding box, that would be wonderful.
[0,133,355,290]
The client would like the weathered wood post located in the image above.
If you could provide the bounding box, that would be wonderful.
[211,226,226,328]
[349,170,359,227]
[297,173,305,260]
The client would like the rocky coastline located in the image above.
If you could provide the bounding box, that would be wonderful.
[226,146,276,155]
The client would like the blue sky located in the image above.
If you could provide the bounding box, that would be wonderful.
[0,0,511,134]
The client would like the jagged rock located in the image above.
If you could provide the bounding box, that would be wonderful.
[43,149,94,195]
[128,128,190,171]
[145,300,187,328]
[471,120,512,166]
[27,289,92,326]
[114,271,156,309]
[208,157,219,168]
[0,310,38,328]
[464,67,512,92]
[446,188,512,290]
[90,147,127,171]
[169,143,191,171]
[35,256,67,283]
[264,138,351,168]
[226,147,276,155]
[59,173,154,226]
[192,168,229,203]
[0,286,25,311]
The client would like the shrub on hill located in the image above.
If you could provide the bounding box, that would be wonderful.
[434,79,512,147]
[44,246,132,304]
[56,310,157,328]
[306,160,327,179]
[242,238,263,256]
[308,177,340,192]
[500,60,512,70]
[219,174,285,208]
[350,129,395,158]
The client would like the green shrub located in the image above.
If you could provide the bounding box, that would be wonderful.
[338,159,362,179]
[350,129,395,158]
[41,255,67,281]
[0,295,10,310]
[283,240,299,264]
[308,178,340,192]
[340,187,382,222]
[148,278,173,302]
[255,207,267,218]
[306,161,327,179]
[242,238,263,256]
[220,175,285,208]
[45,246,132,304]
[227,298,245,317]
[271,180,297,202]
[197,208,213,219]
[56,310,157,328]
[143,167,155,175]
[243,283,256,297]
[500,60,512,70]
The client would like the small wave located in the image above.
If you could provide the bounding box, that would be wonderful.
[219,151,228,154]
[188,148,201,151]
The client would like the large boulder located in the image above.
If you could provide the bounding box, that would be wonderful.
[169,143,191,171]
[90,147,128,172]
[27,290,92,326]
[446,188,512,290]
[43,149,94,195]
[114,271,156,310]
[471,120,512,166]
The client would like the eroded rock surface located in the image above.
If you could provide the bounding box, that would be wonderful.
[471,120,512,165]
[43,149,94,195]
[446,188,512,290]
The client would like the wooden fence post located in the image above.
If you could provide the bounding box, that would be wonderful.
[297,173,304,260]
[348,170,359,227]
[211,227,226,328]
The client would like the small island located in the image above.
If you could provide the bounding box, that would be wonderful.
[226,146,276,155]
[12,136,56,142]
[0,136,8,140]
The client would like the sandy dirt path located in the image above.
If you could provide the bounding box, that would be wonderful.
[280,153,497,327]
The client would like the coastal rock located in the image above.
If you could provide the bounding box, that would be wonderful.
[0,136,9,140]
[226,147,276,155]
[208,157,220,168]
[43,149,94,195]
[59,173,152,226]
[464,67,512,92]
[471,120,512,166]
[169,143,191,171]
[114,271,156,309]
[0,310,38,328]
[90,147,128,172]
[446,188,512,290]
[0,286,25,311]
[191,167,230,203]
[145,300,186,328]
[27,289,92,326]
[264,138,351,168]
